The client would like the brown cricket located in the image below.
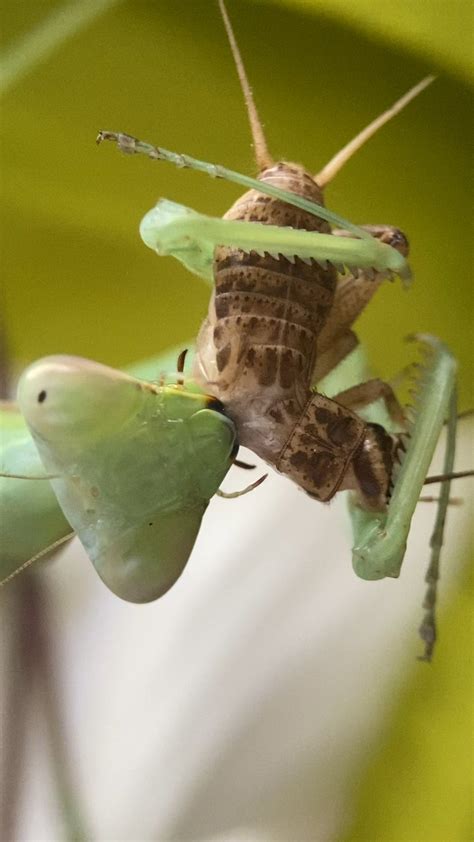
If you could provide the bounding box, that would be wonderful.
[193,0,432,512]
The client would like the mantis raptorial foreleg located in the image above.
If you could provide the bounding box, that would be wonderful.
[341,336,468,659]
[98,135,410,284]
[349,335,457,581]
[97,133,378,242]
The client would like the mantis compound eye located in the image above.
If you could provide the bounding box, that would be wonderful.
[18,355,144,444]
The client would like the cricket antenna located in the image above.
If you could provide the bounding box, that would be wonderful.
[218,0,274,171]
[315,75,435,188]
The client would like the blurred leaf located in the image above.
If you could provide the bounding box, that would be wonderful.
[268,0,473,83]
[344,560,474,842]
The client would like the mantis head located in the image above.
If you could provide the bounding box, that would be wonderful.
[18,355,237,603]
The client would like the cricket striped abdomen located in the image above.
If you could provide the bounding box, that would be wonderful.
[212,163,337,398]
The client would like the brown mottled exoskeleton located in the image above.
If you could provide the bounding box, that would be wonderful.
[193,0,431,511]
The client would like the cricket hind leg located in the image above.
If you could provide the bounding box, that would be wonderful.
[329,377,407,511]
[332,378,406,428]
[312,225,409,383]
[312,330,359,385]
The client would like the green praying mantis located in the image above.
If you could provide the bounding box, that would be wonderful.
[1,0,471,660]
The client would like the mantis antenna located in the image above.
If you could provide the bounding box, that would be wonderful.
[316,75,435,187]
[218,0,273,171]
[0,532,75,588]
[0,471,59,479]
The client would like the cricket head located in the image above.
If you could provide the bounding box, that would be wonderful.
[258,161,326,209]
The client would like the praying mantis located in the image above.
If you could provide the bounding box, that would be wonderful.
[1,0,471,661]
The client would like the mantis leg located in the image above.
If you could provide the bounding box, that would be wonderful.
[0,533,75,588]
[349,335,457,582]
[417,386,458,661]
[139,201,409,284]
[97,131,374,239]
[98,133,410,281]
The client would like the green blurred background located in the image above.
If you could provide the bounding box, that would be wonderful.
[1,1,473,839]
